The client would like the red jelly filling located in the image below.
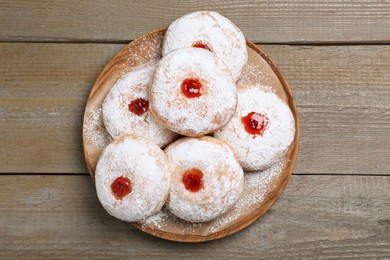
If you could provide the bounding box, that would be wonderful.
[111,176,132,200]
[182,168,204,192]
[128,98,148,116]
[192,42,212,52]
[241,112,268,136]
[181,78,203,98]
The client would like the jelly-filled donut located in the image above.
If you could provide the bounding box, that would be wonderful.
[149,48,237,137]
[102,63,177,147]
[165,136,244,222]
[95,135,171,222]
[214,87,295,171]
[163,11,248,81]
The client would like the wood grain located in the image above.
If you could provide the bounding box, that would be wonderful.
[0,175,388,258]
[260,45,390,175]
[1,0,390,44]
[1,43,389,174]
[0,43,119,173]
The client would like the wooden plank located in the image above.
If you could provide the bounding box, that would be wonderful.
[0,175,389,258]
[0,43,121,173]
[260,45,390,175]
[0,43,389,174]
[1,0,390,44]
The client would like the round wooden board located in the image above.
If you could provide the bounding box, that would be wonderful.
[82,28,299,242]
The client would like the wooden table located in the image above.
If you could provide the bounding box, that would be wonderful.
[1,1,389,258]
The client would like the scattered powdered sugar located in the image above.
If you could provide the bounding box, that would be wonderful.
[83,106,112,148]
[163,11,247,81]
[122,31,164,68]
[209,159,285,232]
[214,87,295,171]
[102,62,177,147]
[141,207,206,233]
[242,160,286,206]
[150,47,237,136]
[142,209,171,229]
[164,137,244,222]
[237,59,278,89]
[257,84,277,95]
[95,135,171,222]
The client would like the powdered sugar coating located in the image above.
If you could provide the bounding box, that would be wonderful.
[209,159,285,232]
[83,106,112,148]
[102,63,177,147]
[214,87,295,171]
[95,135,171,222]
[150,48,237,137]
[163,11,247,81]
[165,136,244,222]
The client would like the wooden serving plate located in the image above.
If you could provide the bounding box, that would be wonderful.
[83,28,299,242]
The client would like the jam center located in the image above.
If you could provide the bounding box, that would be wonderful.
[128,98,148,116]
[241,112,269,136]
[181,78,203,98]
[182,168,204,192]
[192,42,212,52]
[111,176,132,200]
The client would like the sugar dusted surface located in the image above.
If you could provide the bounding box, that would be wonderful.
[163,11,247,81]
[102,63,177,147]
[83,106,112,149]
[165,137,244,222]
[95,136,171,222]
[210,159,285,232]
[214,88,295,171]
[150,47,237,136]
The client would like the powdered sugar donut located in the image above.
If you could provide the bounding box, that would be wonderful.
[214,87,295,171]
[149,48,237,137]
[102,63,177,147]
[163,11,248,81]
[95,135,171,222]
[165,136,244,222]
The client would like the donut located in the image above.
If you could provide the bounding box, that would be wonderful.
[214,87,295,171]
[163,11,248,81]
[165,136,244,222]
[95,135,171,222]
[102,63,177,147]
[149,47,237,137]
